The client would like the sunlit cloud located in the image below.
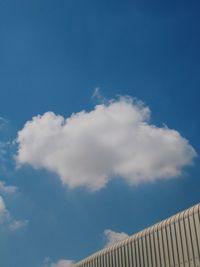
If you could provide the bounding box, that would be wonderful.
[16,97,196,191]
[104,229,129,247]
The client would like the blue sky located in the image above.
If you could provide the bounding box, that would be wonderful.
[0,0,200,266]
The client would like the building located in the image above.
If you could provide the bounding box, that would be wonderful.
[74,203,200,267]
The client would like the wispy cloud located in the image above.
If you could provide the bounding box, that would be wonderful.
[8,219,28,231]
[43,258,74,267]
[0,195,28,231]
[0,181,17,194]
[104,229,129,247]
[0,141,7,160]
[0,117,8,130]
[0,116,27,231]
[92,87,106,104]
[16,96,196,191]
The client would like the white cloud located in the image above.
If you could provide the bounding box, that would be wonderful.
[104,229,129,247]
[0,181,17,194]
[43,258,74,267]
[16,97,197,191]
[51,260,74,267]
[0,195,27,231]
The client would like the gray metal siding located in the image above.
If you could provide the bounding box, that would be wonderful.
[74,203,200,267]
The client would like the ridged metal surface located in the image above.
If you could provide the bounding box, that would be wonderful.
[74,203,200,267]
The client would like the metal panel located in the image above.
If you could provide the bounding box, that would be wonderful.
[111,247,116,267]
[115,246,119,267]
[107,251,111,267]
[118,246,122,267]
[166,223,175,267]
[185,215,195,266]
[108,248,112,267]
[142,235,148,267]
[135,238,140,267]
[170,221,179,267]
[189,213,200,266]
[108,250,112,267]
[102,253,105,267]
[94,258,97,267]
[132,240,138,267]
[97,255,101,267]
[94,256,98,267]
[127,241,133,267]
[96,254,100,267]
[91,256,94,267]
[146,233,153,267]
[180,218,189,266]
[109,249,113,267]
[124,243,129,267]
[174,218,184,266]
[100,253,103,267]
[150,232,156,267]
[131,240,137,267]
[157,224,165,267]
[106,250,109,267]
[109,248,113,267]
[103,252,107,267]
[104,252,108,267]
[194,210,200,264]
[98,255,101,267]
[138,237,144,267]
[92,259,95,267]
[121,245,126,266]
[154,228,161,267]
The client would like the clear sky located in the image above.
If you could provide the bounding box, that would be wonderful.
[0,0,200,266]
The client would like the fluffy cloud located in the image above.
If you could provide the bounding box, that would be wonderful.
[43,258,74,267]
[0,195,28,231]
[16,97,196,191]
[51,260,74,267]
[104,229,129,247]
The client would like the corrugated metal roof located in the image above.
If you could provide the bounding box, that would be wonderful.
[74,203,200,266]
